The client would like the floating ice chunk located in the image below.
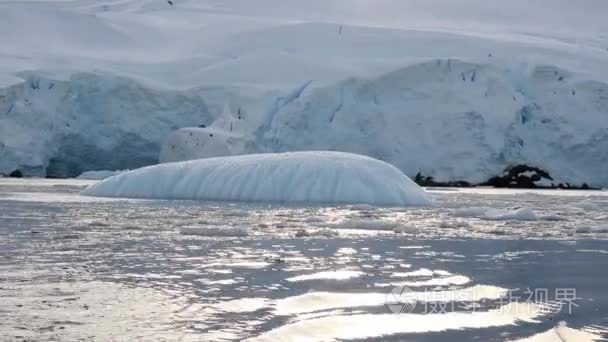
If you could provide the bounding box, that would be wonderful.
[482,227,509,236]
[225,261,270,269]
[453,207,491,218]
[81,152,430,206]
[488,208,537,221]
[573,199,608,210]
[295,228,338,237]
[303,216,324,223]
[214,298,270,313]
[591,225,608,233]
[335,247,357,255]
[575,227,592,233]
[120,224,144,230]
[208,269,233,274]
[538,214,565,221]
[331,219,400,231]
[514,322,604,341]
[77,170,129,180]
[222,210,250,217]
[180,225,249,237]
[398,275,471,287]
[439,220,471,228]
[398,245,430,249]
[347,204,376,210]
[294,229,310,237]
[87,220,110,227]
[391,268,434,277]
[575,225,608,234]
[286,270,365,282]
[200,279,240,286]
[453,207,537,221]
[393,225,419,233]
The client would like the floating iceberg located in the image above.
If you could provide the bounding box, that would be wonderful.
[81,151,430,206]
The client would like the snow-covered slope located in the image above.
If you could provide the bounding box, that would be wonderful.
[1,0,607,183]
[2,0,608,90]
[82,151,431,206]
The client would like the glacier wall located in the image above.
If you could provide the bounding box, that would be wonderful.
[0,72,212,177]
[161,60,608,187]
[2,60,607,186]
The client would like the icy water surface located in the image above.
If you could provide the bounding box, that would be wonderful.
[1,179,608,341]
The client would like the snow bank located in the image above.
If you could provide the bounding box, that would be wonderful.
[81,152,430,206]
[453,207,538,221]
[77,170,129,180]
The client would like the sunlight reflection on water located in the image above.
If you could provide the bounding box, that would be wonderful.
[1,179,607,341]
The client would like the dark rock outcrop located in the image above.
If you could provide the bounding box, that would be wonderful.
[414,173,472,187]
[8,169,23,178]
[480,164,553,188]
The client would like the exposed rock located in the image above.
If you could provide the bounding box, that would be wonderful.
[414,173,472,187]
[8,169,23,178]
[416,165,599,189]
[480,164,598,189]
[481,164,553,188]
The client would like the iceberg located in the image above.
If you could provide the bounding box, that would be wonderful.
[81,151,430,206]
